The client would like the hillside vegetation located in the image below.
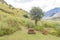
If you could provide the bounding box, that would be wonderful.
[0,1,28,36]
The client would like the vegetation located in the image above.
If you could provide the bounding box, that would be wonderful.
[0,0,60,40]
[0,1,27,36]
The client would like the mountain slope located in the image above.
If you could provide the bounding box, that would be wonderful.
[0,1,28,18]
[0,1,28,22]
[0,1,29,36]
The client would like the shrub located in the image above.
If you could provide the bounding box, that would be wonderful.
[48,29,58,36]
[0,30,4,36]
[23,14,29,18]
[34,25,44,31]
[54,25,60,36]
[26,21,44,31]
[43,22,55,28]
[26,21,35,28]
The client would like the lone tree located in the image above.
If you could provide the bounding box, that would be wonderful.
[30,7,44,25]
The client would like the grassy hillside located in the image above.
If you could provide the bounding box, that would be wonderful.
[0,1,28,36]
[0,1,28,23]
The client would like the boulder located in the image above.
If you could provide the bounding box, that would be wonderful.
[28,28,36,34]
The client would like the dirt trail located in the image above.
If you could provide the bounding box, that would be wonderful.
[21,26,28,33]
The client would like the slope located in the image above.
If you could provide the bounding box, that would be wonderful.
[0,1,29,36]
[0,1,28,24]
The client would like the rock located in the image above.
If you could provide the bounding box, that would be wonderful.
[41,28,48,35]
[28,28,36,34]
[41,30,48,35]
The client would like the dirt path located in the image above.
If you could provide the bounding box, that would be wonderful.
[21,26,28,33]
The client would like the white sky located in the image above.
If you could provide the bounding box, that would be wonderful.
[4,0,60,12]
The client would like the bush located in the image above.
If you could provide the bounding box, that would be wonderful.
[48,29,58,36]
[54,25,60,36]
[34,25,44,31]
[26,21,44,31]
[26,21,35,28]
[43,22,55,28]
[0,30,4,36]
[23,14,29,18]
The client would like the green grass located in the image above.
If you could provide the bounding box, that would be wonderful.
[0,30,60,40]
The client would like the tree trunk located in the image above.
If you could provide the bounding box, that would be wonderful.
[35,19,38,25]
